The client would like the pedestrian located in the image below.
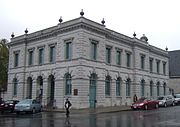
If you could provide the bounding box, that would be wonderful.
[65,98,72,117]
[133,94,138,102]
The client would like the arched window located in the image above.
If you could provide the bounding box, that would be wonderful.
[141,79,145,97]
[65,73,72,95]
[13,78,18,96]
[150,81,153,96]
[105,75,111,96]
[157,82,160,96]
[126,78,131,96]
[163,83,166,96]
[116,77,121,96]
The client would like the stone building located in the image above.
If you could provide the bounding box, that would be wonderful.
[5,12,169,109]
[169,50,180,94]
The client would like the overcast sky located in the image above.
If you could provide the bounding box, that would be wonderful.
[0,0,180,51]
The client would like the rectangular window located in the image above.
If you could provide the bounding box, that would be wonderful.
[116,50,121,65]
[39,48,44,64]
[163,62,166,75]
[65,42,72,60]
[14,53,19,67]
[28,50,33,65]
[126,53,131,67]
[156,60,160,73]
[106,47,111,64]
[149,59,153,72]
[141,55,145,69]
[91,42,97,60]
[50,46,56,63]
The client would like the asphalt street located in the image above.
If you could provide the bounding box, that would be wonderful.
[0,106,180,127]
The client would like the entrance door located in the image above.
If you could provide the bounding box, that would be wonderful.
[89,73,97,108]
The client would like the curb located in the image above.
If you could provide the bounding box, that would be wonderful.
[43,106,132,114]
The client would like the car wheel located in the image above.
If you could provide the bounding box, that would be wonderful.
[155,104,159,109]
[144,105,148,110]
[164,103,167,107]
[172,102,175,106]
[32,108,36,114]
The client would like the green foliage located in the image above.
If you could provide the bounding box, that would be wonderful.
[0,39,9,91]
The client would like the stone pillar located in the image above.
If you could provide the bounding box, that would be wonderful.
[111,80,116,106]
[121,80,126,105]
[54,79,64,109]
[31,78,37,99]
[42,78,48,107]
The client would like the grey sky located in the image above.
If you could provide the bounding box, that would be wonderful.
[0,0,180,51]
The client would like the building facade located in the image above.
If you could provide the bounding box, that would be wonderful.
[5,15,169,109]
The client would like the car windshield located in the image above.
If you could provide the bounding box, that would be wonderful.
[174,94,180,98]
[158,97,165,100]
[18,99,32,104]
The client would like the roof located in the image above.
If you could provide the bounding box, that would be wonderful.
[169,50,180,77]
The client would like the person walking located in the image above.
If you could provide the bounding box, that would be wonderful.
[65,98,72,117]
[133,94,138,102]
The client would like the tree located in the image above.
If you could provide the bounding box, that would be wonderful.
[0,39,9,96]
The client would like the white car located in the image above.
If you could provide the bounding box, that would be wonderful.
[15,99,42,114]
[157,95,175,107]
[174,94,180,105]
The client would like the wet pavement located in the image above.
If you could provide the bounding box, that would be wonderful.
[0,106,180,127]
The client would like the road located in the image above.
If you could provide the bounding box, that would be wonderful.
[0,106,180,127]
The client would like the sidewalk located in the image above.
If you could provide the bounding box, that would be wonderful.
[43,105,131,114]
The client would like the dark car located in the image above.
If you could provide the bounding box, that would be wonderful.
[131,97,159,110]
[0,100,19,113]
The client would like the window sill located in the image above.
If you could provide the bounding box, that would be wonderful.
[105,95,111,98]
[116,96,122,98]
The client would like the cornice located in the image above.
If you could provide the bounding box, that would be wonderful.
[9,17,168,58]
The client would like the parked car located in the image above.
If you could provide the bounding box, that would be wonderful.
[174,94,180,105]
[157,95,175,107]
[0,100,19,113]
[0,100,5,113]
[131,97,159,110]
[14,99,42,114]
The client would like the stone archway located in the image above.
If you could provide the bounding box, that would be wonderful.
[47,75,55,107]
[37,76,43,103]
[26,77,33,99]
